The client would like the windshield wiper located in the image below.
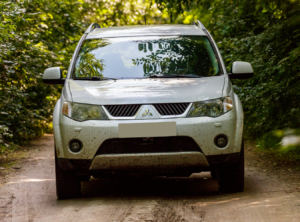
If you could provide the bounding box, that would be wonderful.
[92,76,117,81]
[74,76,117,81]
[148,74,202,78]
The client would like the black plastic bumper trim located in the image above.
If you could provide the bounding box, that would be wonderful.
[58,158,92,170]
[206,152,240,167]
[57,152,241,173]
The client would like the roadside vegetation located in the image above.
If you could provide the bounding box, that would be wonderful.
[1,0,300,161]
[0,0,166,150]
[156,0,300,152]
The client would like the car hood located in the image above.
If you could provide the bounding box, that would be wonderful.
[68,76,225,105]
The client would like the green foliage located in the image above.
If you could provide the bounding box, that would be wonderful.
[255,131,282,150]
[207,0,300,143]
[2,0,299,152]
[157,0,300,148]
[0,0,59,144]
[0,0,166,145]
[0,125,12,142]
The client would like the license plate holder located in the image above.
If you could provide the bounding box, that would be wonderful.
[118,122,176,138]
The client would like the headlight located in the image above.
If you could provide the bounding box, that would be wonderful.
[187,97,233,117]
[62,102,109,121]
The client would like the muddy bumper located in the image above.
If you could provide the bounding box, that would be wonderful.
[57,151,240,172]
[89,152,209,170]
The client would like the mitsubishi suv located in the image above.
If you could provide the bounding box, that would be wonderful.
[43,21,254,199]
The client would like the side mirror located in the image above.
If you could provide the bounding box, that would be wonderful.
[42,67,65,85]
[228,61,254,80]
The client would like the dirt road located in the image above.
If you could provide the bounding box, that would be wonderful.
[1,135,300,222]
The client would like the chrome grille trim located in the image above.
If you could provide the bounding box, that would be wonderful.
[153,103,190,116]
[104,104,141,117]
[102,103,192,119]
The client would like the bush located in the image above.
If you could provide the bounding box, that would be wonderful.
[158,0,300,148]
[0,0,166,145]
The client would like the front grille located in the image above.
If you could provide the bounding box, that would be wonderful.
[153,103,190,116]
[104,104,141,117]
[95,136,201,155]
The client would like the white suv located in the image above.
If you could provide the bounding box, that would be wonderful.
[43,21,254,199]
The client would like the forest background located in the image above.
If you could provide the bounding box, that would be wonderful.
[0,0,299,160]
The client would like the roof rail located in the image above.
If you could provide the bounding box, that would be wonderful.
[85,23,101,34]
[191,20,206,30]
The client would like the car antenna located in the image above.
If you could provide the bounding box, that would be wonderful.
[144,14,147,25]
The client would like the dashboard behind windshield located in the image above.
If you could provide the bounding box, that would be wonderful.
[73,36,221,79]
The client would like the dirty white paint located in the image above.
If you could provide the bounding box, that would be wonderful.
[89,152,209,170]
[68,77,225,105]
[51,24,244,163]
[52,76,244,161]
[53,103,243,159]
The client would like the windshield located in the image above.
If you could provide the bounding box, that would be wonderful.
[73,36,220,79]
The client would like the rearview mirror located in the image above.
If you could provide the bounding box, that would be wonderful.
[228,61,254,80]
[42,67,65,85]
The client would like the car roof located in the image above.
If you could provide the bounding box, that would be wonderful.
[86,24,206,39]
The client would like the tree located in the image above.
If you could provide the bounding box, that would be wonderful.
[0,0,166,145]
[154,0,300,146]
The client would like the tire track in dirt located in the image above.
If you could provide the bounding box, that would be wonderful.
[1,135,300,222]
[152,202,206,222]
[0,195,13,220]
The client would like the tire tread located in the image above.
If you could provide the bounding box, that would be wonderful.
[218,141,244,193]
[55,149,81,199]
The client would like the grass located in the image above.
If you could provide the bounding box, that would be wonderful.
[252,142,300,170]
[244,129,300,171]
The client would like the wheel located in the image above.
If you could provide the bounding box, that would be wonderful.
[211,170,217,179]
[55,148,81,199]
[218,140,244,193]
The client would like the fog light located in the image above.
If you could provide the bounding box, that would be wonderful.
[214,135,228,148]
[69,140,82,153]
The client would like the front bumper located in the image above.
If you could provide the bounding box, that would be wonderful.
[89,152,209,170]
[54,109,243,170]
[58,152,240,172]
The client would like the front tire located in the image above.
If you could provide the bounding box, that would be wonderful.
[211,171,217,179]
[55,149,81,199]
[217,141,244,193]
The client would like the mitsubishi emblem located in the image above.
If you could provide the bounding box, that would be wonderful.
[142,109,153,117]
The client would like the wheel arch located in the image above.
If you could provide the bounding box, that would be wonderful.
[232,92,244,153]
[53,98,65,158]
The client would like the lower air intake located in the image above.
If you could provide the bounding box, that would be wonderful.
[95,136,202,155]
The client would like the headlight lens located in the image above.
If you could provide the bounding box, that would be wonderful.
[187,97,233,117]
[62,102,109,121]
